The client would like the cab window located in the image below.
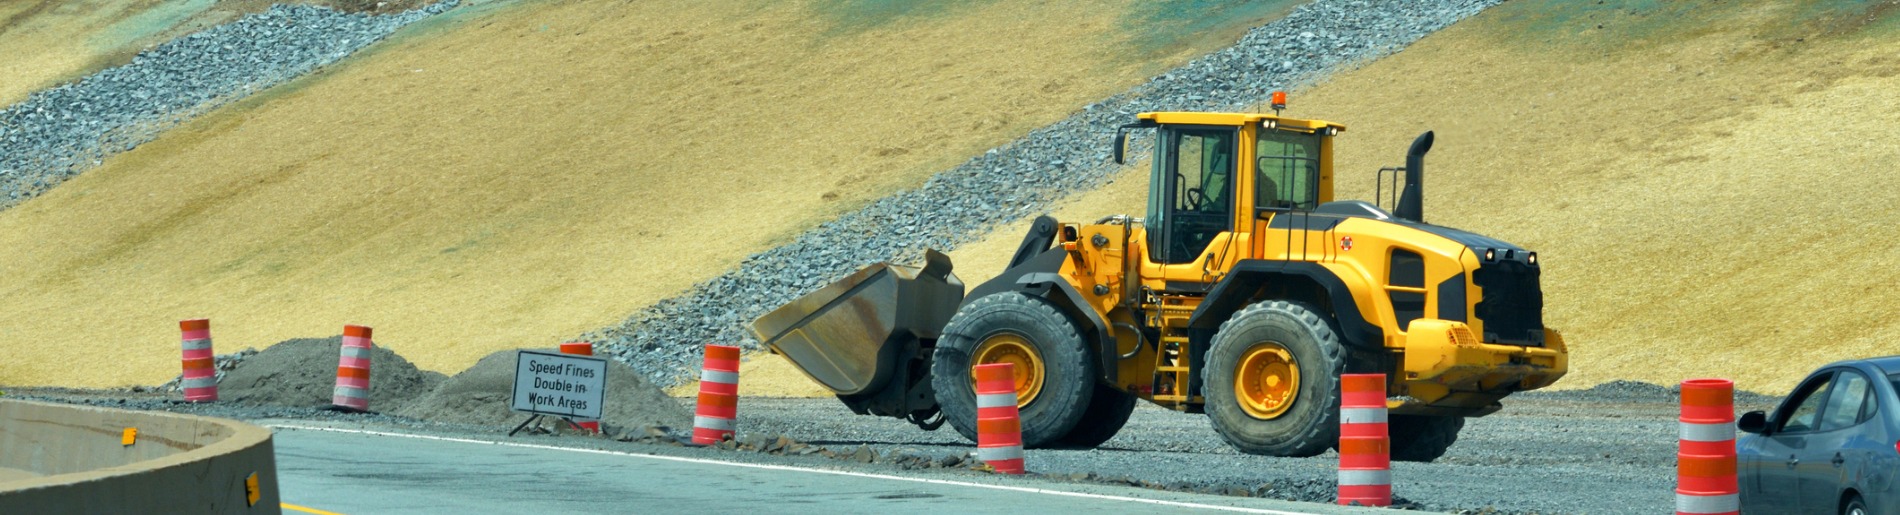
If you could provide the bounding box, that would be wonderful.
[1255,128,1321,210]
[1148,126,1237,264]
[1776,373,1833,433]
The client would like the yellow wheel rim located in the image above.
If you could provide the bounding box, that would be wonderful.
[1234,341,1299,419]
[972,333,1044,408]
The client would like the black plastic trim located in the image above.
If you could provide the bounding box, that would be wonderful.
[1436,272,1466,322]
[962,248,1118,384]
[1263,211,1345,231]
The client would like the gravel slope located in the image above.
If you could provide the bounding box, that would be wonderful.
[0,2,454,209]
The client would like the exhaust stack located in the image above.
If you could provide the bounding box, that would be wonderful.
[1395,131,1433,222]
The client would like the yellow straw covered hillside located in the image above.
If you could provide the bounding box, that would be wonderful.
[0,0,1293,387]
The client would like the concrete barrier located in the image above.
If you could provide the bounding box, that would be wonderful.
[0,399,281,514]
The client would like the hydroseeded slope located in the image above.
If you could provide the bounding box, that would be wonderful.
[0,0,1290,387]
[0,0,431,107]
[947,0,1900,394]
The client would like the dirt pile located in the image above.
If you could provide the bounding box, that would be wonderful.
[219,336,445,412]
[394,349,689,430]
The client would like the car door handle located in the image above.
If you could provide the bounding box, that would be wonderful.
[1787,456,1800,468]
[1832,454,1845,467]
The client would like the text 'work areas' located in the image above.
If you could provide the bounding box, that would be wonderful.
[512,350,608,419]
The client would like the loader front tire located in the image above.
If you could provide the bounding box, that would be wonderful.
[1388,415,1463,462]
[933,292,1094,449]
[1052,382,1137,449]
[1203,300,1344,457]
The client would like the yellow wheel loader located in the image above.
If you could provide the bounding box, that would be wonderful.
[750,102,1567,461]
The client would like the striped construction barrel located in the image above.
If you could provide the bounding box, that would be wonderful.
[1678,378,1738,515]
[692,344,741,445]
[1338,373,1391,506]
[331,325,373,411]
[178,319,218,402]
[974,363,1025,474]
[560,341,601,433]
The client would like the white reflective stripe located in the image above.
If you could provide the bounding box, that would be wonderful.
[332,386,368,399]
[181,376,218,388]
[1676,493,1740,514]
[977,393,1019,408]
[338,346,371,359]
[1337,469,1391,486]
[180,338,213,351]
[700,370,739,384]
[1340,407,1387,424]
[1679,421,1735,443]
[977,446,1024,461]
[694,416,736,431]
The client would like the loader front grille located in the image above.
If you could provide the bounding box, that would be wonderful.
[1472,259,1544,346]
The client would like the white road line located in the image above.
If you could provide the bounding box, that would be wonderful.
[266,424,1323,515]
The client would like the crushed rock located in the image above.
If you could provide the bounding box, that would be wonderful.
[218,336,445,412]
[393,349,690,431]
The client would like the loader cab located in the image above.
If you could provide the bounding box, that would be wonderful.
[1120,112,1343,287]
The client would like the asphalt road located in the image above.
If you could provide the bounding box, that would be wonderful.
[269,425,1385,515]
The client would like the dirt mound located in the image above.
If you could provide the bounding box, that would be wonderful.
[395,349,689,430]
[219,336,445,412]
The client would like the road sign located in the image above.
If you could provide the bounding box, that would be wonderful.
[511,350,607,420]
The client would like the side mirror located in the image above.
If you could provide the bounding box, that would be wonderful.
[1738,411,1769,434]
[1113,129,1128,164]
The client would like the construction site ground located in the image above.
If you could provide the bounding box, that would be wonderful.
[9,383,1776,514]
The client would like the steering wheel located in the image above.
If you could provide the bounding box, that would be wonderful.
[1186,187,1214,211]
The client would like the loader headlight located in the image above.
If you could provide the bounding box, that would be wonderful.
[1528,252,1538,265]
[1484,249,1496,261]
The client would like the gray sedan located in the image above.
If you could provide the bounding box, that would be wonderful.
[1739,356,1900,515]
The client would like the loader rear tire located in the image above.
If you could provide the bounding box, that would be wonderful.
[1388,415,1463,462]
[933,292,1094,449]
[1203,300,1344,457]
[1052,382,1137,449]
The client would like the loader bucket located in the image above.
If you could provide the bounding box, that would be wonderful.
[749,250,964,397]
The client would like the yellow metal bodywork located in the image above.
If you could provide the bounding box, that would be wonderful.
[1059,111,1566,416]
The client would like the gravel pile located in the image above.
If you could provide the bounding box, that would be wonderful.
[218,336,446,413]
[0,1,456,210]
[586,0,1506,385]
[393,349,690,430]
[153,346,258,393]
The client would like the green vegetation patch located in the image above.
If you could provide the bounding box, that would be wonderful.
[808,0,997,37]
[1486,0,1900,53]
[1118,0,1303,57]
[89,0,216,52]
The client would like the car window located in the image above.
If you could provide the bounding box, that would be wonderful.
[1777,373,1834,433]
[1820,371,1874,431]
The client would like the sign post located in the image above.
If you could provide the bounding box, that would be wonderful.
[509,350,608,437]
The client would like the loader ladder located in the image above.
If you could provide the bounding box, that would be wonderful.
[1148,299,1201,408]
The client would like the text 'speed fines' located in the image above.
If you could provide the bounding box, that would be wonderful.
[511,351,607,419]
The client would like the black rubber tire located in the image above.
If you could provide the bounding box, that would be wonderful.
[1202,300,1345,457]
[1052,382,1138,449]
[1388,415,1464,462]
[1842,494,1867,515]
[932,292,1095,449]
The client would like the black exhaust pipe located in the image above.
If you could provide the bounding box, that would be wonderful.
[1395,131,1433,222]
